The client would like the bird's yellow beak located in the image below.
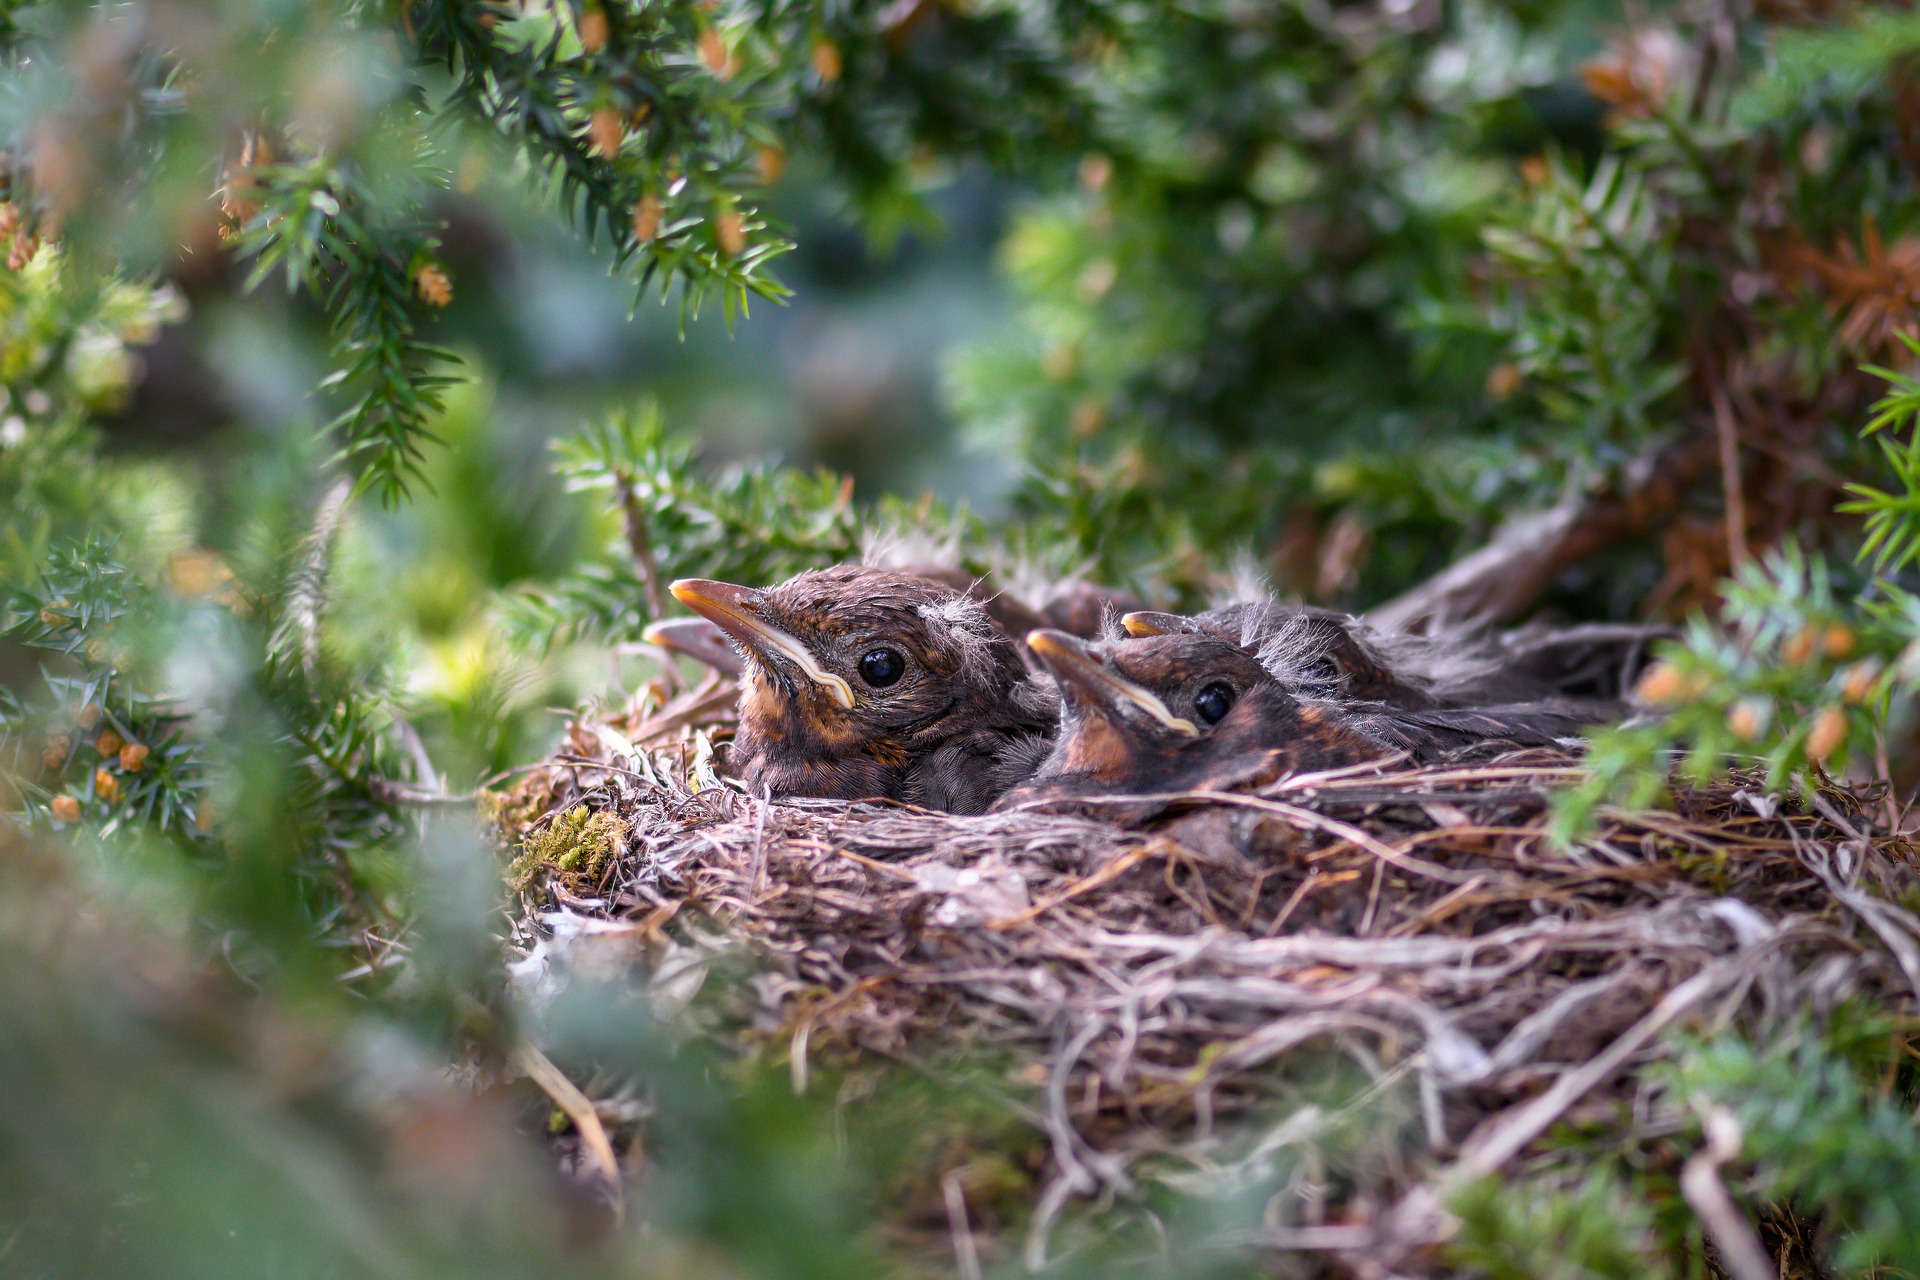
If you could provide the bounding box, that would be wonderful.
[1026,629,1198,737]
[1119,611,1187,638]
[669,579,855,709]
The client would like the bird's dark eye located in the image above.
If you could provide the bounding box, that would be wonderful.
[1194,682,1235,725]
[859,647,905,688]
[1303,657,1340,686]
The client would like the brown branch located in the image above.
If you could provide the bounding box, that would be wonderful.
[507,1036,626,1225]
[614,468,667,618]
[1369,431,1718,634]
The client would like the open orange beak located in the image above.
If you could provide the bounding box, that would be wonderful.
[668,579,854,708]
[1026,629,1198,737]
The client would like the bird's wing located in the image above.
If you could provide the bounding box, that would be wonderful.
[1495,622,1675,700]
[1360,700,1617,761]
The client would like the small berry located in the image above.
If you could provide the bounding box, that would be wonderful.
[95,729,124,757]
[714,207,746,256]
[1485,362,1523,400]
[1843,659,1882,704]
[577,5,609,52]
[1634,661,1688,705]
[631,194,663,243]
[1726,700,1765,742]
[74,702,102,729]
[119,742,149,772]
[588,106,625,158]
[1823,623,1857,659]
[1807,705,1849,763]
[756,145,786,185]
[93,768,119,803]
[1077,259,1118,302]
[41,734,71,771]
[50,795,81,824]
[811,39,842,82]
[699,28,730,76]
[414,263,453,308]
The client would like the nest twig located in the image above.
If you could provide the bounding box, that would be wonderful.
[498,676,1920,1273]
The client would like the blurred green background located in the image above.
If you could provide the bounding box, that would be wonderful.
[100,154,1026,780]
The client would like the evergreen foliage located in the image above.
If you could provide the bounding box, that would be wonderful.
[1678,1017,1920,1272]
[4,0,1920,1275]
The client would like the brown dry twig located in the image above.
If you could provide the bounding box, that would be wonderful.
[496,701,1920,1274]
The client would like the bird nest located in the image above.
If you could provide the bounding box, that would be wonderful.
[496,672,1920,1274]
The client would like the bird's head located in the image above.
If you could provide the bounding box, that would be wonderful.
[1020,628,1382,795]
[1023,629,1268,790]
[669,567,1039,794]
[1120,606,1425,707]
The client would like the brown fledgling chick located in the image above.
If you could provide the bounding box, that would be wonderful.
[1489,620,1671,701]
[1121,603,1658,708]
[997,629,1614,811]
[1120,603,1464,707]
[649,566,1140,680]
[1350,700,1614,761]
[994,630,1390,808]
[669,567,1057,814]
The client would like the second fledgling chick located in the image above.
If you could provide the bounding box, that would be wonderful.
[998,629,1610,809]
[669,566,1058,813]
[1120,603,1663,706]
[996,630,1390,807]
[1117,603,1527,708]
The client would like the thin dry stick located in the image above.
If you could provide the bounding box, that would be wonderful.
[508,1037,626,1225]
[628,674,737,744]
[1680,1105,1775,1280]
[1210,793,1482,886]
[502,703,1919,1275]
[943,1170,984,1280]
[614,468,667,618]
[1383,945,1769,1251]
[988,844,1158,930]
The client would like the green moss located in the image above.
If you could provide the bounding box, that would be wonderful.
[506,804,627,894]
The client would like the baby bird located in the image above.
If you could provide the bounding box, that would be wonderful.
[997,628,1610,808]
[1120,603,1447,708]
[669,566,1057,813]
[996,630,1389,806]
[1119,603,1656,709]
[651,566,1142,678]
